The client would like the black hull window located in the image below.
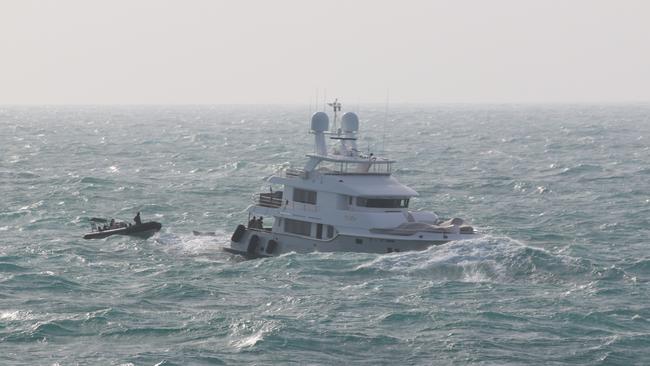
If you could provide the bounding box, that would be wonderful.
[284,218,312,236]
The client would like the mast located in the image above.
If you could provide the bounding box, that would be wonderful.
[327,98,342,135]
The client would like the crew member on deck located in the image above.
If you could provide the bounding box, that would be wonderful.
[134,212,142,225]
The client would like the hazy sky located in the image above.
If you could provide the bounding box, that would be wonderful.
[1,0,649,104]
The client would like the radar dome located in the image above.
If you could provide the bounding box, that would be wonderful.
[341,112,359,132]
[311,112,329,132]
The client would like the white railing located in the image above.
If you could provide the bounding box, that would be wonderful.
[256,193,282,208]
[316,160,393,175]
[285,201,318,212]
[284,168,307,178]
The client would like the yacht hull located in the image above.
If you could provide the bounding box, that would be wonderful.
[225,227,479,258]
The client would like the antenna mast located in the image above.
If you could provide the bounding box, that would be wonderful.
[327,98,342,134]
[383,89,389,154]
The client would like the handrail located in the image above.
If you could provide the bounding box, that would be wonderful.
[285,201,317,212]
[285,168,307,178]
[253,191,318,212]
[256,193,282,208]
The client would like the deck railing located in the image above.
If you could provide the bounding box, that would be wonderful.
[253,193,318,212]
[284,168,307,178]
[256,193,283,208]
[285,201,317,212]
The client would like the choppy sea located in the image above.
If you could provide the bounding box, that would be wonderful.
[1,104,650,365]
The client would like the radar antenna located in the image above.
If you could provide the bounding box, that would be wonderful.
[327,98,342,134]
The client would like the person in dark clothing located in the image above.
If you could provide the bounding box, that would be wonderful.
[258,216,264,229]
[134,212,142,225]
[248,216,256,228]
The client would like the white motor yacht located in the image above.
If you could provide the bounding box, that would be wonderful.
[225,103,478,258]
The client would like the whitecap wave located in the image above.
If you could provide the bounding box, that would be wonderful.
[355,235,590,284]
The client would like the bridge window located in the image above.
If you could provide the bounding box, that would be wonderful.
[294,188,317,204]
[356,197,409,208]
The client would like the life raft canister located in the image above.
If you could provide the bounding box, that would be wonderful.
[266,239,278,254]
[247,234,260,255]
[231,224,246,242]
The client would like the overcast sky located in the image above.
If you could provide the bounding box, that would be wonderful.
[1,0,649,104]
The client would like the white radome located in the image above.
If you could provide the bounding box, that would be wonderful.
[310,111,329,132]
[341,112,359,132]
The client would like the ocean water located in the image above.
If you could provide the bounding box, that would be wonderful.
[1,104,650,365]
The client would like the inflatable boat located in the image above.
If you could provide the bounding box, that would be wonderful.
[83,218,162,239]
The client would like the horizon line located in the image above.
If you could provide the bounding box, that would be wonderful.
[2,101,650,107]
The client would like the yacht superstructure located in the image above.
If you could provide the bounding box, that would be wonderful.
[225,103,478,258]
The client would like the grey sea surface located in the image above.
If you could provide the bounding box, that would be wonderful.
[1,104,650,365]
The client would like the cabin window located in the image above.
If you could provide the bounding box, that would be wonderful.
[293,188,317,204]
[356,197,409,208]
[326,225,334,238]
[316,224,323,239]
[284,218,312,236]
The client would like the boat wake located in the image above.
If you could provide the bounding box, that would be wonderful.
[354,235,594,284]
[155,230,231,256]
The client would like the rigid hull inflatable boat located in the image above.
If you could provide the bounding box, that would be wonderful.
[83,218,162,239]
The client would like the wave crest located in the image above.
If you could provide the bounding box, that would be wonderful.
[355,236,592,284]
